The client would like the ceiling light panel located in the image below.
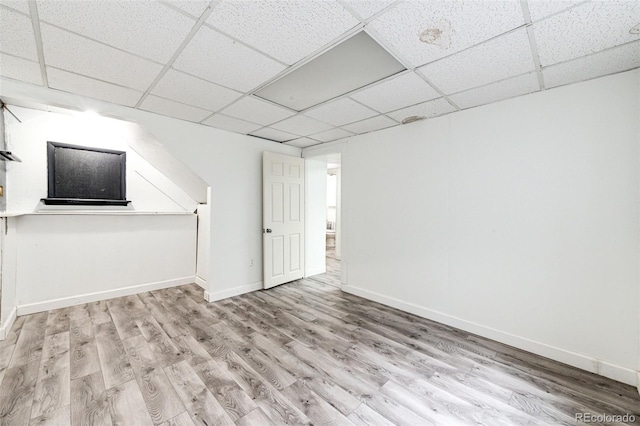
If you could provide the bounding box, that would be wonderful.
[533,1,640,66]
[309,128,354,143]
[285,138,321,148]
[387,97,455,122]
[151,69,241,112]
[202,114,263,134]
[0,7,38,60]
[368,0,524,67]
[0,53,41,85]
[526,0,583,22]
[36,0,196,63]
[173,26,286,92]
[418,28,535,94]
[350,71,440,113]
[255,31,405,111]
[271,115,333,136]
[304,97,378,126]
[250,127,298,143]
[341,114,398,134]
[206,0,359,65]
[220,96,295,126]
[449,72,540,109]
[160,0,211,18]
[342,0,398,20]
[47,68,143,107]
[0,1,30,14]
[140,95,212,122]
[543,41,640,89]
[41,24,163,91]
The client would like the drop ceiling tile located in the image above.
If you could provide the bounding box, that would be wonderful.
[36,0,195,63]
[0,1,29,14]
[285,138,321,148]
[533,1,640,66]
[41,24,163,91]
[152,69,241,112]
[449,72,540,109]
[206,1,359,65]
[47,67,143,107]
[202,114,263,134]
[304,98,378,126]
[250,127,298,143]
[387,97,456,122]
[0,53,41,85]
[543,41,640,89]
[271,115,333,136]
[368,0,524,67]
[160,0,210,18]
[139,95,212,122]
[341,114,398,134]
[220,97,295,126]
[418,28,535,94]
[343,0,398,20]
[527,0,583,22]
[0,7,37,60]
[350,72,440,113]
[173,25,285,92]
[309,128,355,143]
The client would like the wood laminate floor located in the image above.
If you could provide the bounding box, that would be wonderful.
[0,270,638,425]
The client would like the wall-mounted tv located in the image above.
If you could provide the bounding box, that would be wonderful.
[41,141,131,206]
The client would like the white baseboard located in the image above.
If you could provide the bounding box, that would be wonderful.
[305,267,326,278]
[0,307,17,341]
[17,276,196,316]
[195,276,206,289]
[205,281,263,302]
[342,284,638,387]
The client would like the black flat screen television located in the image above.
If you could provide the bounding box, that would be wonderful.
[41,141,131,206]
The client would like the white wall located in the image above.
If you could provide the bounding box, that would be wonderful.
[305,158,327,276]
[338,70,640,386]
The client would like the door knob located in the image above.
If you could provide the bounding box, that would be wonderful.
[265,228,272,233]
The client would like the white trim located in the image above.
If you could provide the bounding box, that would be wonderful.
[194,276,206,289]
[0,307,17,341]
[305,267,326,278]
[17,276,196,315]
[342,284,639,387]
[205,281,263,302]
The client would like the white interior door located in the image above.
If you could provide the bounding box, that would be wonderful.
[263,151,305,289]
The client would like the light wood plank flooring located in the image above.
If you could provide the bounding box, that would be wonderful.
[1,274,638,425]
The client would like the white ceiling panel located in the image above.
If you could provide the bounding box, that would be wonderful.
[350,71,440,113]
[304,97,378,126]
[206,1,359,65]
[449,72,540,109]
[202,114,263,134]
[387,97,455,122]
[0,7,38,60]
[543,41,640,89]
[47,67,143,107]
[342,0,398,20]
[368,0,524,67]
[36,0,196,63]
[418,28,535,94]
[526,0,583,22]
[0,53,41,85]
[0,1,30,14]
[309,127,354,142]
[152,69,241,112]
[173,25,285,92]
[41,24,163,91]
[140,95,212,122]
[341,114,398,133]
[272,114,333,136]
[160,0,211,18]
[285,137,321,148]
[220,96,295,126]
[250,127,298,142]
[534,1,640,66]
